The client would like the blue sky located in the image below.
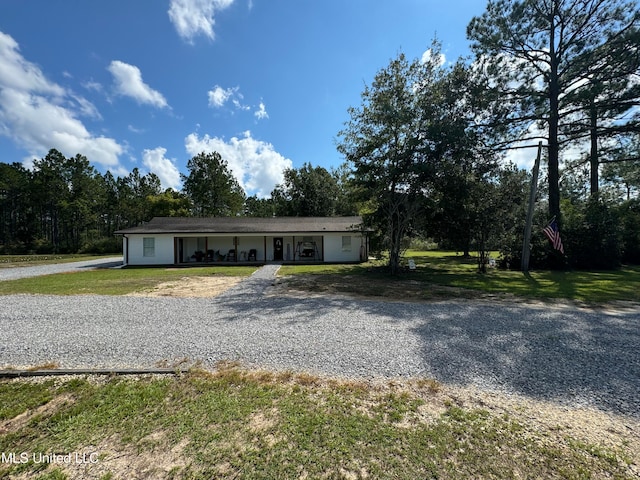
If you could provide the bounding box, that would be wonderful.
[0,0,490,197]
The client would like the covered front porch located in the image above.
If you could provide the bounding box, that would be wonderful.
[174,234,325,265]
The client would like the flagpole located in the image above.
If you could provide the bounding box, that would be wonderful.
[521,142,543,273]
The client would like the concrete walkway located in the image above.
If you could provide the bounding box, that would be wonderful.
[217,263,282,298]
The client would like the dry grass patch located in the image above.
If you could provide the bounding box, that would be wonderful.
[127,275,245,298]
[0,365,637,479]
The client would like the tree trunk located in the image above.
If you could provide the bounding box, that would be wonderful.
[590,99,599,195]
[548,9,561,223]
[388,209,402,276]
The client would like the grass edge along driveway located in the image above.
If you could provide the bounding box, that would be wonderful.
[1,250,639,305]
[0,364,638,480]
[0,266,257,296]
[278,250,640,305]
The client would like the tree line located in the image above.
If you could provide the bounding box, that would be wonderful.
[2,0,639,273]
[338,0,640,273]
[0,149,357,255]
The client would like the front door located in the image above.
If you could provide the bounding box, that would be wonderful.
[273,237,283,261]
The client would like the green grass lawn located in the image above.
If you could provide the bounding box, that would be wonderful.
[279,250,640,304]
[408,251,640,303]
[0,365,635,479]
[1,251,638,303]
[0,266,256,296]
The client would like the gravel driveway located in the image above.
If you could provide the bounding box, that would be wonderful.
[1,264,639,418]
[0,257,123,281]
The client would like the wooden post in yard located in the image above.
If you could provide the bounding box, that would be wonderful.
[521,142,543,273]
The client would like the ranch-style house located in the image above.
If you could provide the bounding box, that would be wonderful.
[114,216,369,266]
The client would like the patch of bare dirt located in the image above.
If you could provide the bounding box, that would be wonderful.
[0,394,74,435]
[396,380,640,466]
[52,434,190,480]
[128,275,245,298]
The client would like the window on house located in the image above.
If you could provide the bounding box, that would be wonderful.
[341,236,352,252]
[143,237,155,257]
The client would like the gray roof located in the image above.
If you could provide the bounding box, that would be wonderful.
[114,216,366,235]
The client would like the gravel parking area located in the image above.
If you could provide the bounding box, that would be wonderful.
[1,264,639,418]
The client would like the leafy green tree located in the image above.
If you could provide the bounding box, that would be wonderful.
[271,163,342,216]
[116,168,164,228]
[146,189,192,218]
[616,199,640,264]
[338,53,432,274]
[561,19,640,194]
[468,0,640,221]
[31,149,71,252]
[243,195,275,217]
[330,164,360,216]
[413,58,504,266]
[603,161,640,201]
[95,171,121,234]
[602,133,640,200]
[62,154,102,252]
[563,193,621,269]
[0,162,34,251]
[181,152,245,216]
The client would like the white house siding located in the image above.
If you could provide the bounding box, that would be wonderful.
[125,234,175,265]
[123,232,365,265]
[323,233,364,262]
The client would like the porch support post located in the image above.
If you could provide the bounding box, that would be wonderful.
[124,235,129,265]
[173,237,178,265]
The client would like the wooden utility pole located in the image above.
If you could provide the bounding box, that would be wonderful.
[521,142,543,273]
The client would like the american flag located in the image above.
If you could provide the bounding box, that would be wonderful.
[543,219,564,254]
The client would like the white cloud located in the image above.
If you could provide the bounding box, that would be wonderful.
[108,60,169,109]
[0,88,126,174]
[128,124,146,134]
[207,84,250,111]
[503,123,546,170]
[233,98,250,111]
[0,32,65,96]
[208,85,237,107]
[82,80,103,93]
[71,94,102,120]
[421,48,446,67]
[142,147,182,190]
[254,101,268,120]
[185,130,292,198]
[0,31,126,174]
[168,0,235,43]
[503,122,589,172]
